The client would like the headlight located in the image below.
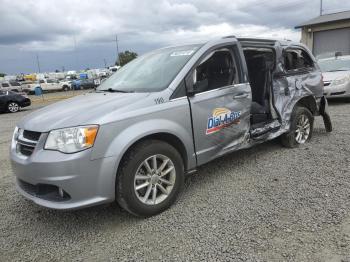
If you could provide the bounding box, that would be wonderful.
[44,125,99,153]
[332,77,349,86]
[11,127,19,148]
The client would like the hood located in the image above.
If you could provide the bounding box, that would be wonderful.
[322,71,350,82]
[18,92,151,132]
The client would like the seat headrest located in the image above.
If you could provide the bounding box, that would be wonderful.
[210,52,232,71]
[248,56,267,70]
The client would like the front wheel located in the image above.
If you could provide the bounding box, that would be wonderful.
[116,140,184,217]
[7,102,20,113]
[281,106,314,148]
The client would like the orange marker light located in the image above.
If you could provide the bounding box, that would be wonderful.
[84,126,98,146]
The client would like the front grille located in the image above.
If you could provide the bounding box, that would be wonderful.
[23,130,41,141]
[18,179,71,202]
[19,144,35,156]
[16,129,42,157]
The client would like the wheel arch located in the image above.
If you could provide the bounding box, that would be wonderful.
[119,132,189,173]
[294,95,318,115]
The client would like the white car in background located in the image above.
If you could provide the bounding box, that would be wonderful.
[318,55,350,98]
[26,79,71,93]
[0,81,24,92]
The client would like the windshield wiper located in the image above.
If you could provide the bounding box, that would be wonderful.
[97,88,131,93]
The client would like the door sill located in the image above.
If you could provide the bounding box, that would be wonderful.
[250,119,281,139]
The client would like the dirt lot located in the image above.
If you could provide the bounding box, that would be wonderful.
[0,96,349,261]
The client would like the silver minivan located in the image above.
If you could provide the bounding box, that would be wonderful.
[10,37,332,217]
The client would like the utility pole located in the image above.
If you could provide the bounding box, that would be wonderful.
[73,35,78,70]
[320,0,323,16]
[36,54,41,73]
[115,34,120,66]
[103,58,107,68]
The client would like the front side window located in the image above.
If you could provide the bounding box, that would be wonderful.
[97,44,202,93]
[284,48,314,71]
[192,48,238,93]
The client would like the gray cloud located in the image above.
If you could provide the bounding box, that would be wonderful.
[1,0,350,74]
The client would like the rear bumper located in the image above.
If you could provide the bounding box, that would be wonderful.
[318,96,332,132]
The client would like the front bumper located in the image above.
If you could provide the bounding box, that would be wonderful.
[10,133,118,210]
[323,83,350,98]
[20,99,31,108]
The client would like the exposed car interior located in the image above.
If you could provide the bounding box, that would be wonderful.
[284,49,314,71]
[243,47,275,126]
[195,49,238,92]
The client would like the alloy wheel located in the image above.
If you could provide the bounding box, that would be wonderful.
[295,114,310,144]
[134,154,176,205]
[8,102,19,113]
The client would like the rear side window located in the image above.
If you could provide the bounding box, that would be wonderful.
[284,48,314,71]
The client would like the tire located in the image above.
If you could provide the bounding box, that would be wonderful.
[62,85,70,91]
[116,139,184,217]
[281,106,314,148]
[7,102,20,113]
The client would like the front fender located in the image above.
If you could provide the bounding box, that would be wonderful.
[91,118,196,175]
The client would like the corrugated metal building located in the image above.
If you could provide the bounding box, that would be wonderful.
[296,11,350,56]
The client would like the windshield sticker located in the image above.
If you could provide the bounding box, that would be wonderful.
[170,50,195,57]
[206,108,241,135]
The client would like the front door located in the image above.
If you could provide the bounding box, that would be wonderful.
[187,45,252,165]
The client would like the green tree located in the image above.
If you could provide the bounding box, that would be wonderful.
[0,73,6,77]
[116,51,138,66]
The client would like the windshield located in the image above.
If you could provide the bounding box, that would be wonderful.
[97,44,202,93]
[318,58,350,72]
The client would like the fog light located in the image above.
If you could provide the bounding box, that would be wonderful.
[58,187,64,198]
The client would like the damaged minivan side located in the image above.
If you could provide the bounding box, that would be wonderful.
[10,37,332,217]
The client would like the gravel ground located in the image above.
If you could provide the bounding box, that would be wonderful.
[0,98,349,261]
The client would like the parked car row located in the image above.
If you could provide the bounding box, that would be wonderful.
[0,77,101,95]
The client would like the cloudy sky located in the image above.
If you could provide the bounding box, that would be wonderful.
[1,0,350,74]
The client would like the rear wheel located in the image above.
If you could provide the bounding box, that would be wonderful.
[7,102,20,113]
[116,140,184,217]
[62,85,70,91]
[281,106,314,148]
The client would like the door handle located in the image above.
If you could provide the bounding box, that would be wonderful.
[233,93,248,99]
